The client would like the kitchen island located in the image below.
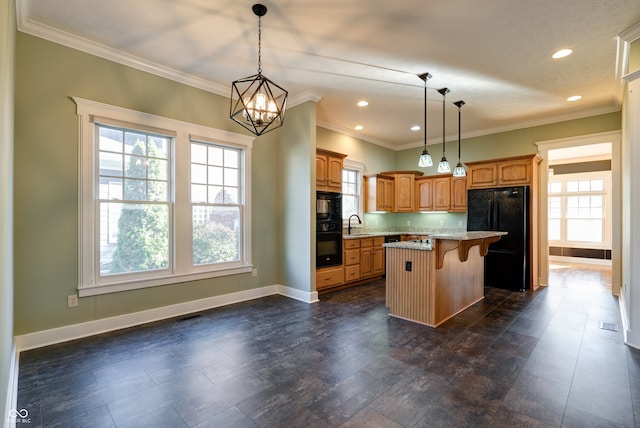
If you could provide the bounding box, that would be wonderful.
[383,231,506,327]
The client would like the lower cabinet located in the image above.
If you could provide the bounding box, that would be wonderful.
[316,236,386,293]
[315,265,344,291]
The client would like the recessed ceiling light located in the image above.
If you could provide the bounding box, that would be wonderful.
[357,100,368,107]
[567,95,582,102]
[552,49,573,59]
[355,125,364,131]
[411,125,421,131]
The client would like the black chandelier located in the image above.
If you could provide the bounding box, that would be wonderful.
[230,4,288,136]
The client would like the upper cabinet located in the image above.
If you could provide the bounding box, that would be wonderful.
[416,175,467,212]
[466,154,541,189]
[316,148,347,192]
[391,171,423,212]
[365,174,395,212]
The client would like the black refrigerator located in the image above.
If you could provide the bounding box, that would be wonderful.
[467,186,530,291]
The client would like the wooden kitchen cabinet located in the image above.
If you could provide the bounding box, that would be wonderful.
[416,177,434,211]
[450,176,467,212]
[360,237,385,277]
[365,174,395,212]
[316,148,346,192]
[433,177,451,211]
[316,265,344,290]
[373,171,424,212]
[343,239,361,283]
[466,155,540,189]
[416,175,465,212]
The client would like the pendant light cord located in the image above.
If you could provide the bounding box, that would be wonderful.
[257,15,262,74]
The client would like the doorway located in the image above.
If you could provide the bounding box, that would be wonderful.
[536,131,621,295]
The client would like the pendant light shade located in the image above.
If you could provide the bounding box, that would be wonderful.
[230,4,288,136]
[453,100,466,177]
[437,87,451,173]
[417,72,433,167]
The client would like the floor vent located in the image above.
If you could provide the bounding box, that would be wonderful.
[176,314,202,322]
[599,321,619,332]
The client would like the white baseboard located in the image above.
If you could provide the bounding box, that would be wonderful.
[549,255,612,266]
[619,287,640,350]
[14,284,317,352]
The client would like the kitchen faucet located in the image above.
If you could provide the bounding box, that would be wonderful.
[348,214,362,235]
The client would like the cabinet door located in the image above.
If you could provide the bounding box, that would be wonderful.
[467,164,498,188]
[360,247,373,277]
[371,247,384,275]
[316,154,328,189]
[498,159,530,185]
[326,156,344,191]
[382,178,395,211]
[450,176,467,212]
[416,178,433,211]
[433,177,451,211]
[394,174,415,212]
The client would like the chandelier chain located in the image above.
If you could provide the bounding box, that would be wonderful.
[257,15,262,74]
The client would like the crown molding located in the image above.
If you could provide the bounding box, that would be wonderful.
[316,121,397,150]
[17,2,230,96]
[288,90,324,108]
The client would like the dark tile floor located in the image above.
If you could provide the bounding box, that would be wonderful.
[16,264,640,427]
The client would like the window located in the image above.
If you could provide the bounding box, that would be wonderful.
[342,159,365,220]
[548,171,611,248]
[74,98,254,296]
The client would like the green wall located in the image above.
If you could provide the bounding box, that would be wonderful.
[13,33,285,335]
[279,102,316,291]
[630,38,640,72]
[1,0,15,420]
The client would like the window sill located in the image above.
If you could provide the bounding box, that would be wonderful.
[78,265,253,297]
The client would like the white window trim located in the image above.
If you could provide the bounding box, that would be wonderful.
[73,97,254,297]
[342,159,365,225]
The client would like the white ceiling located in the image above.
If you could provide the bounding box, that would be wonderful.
[17,0,640,150]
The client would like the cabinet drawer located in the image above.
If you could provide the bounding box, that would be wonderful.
[344,265,360,282]
[373,237,385,246]
[344,239,360,249]
[316,267,344,289]
[360,238,374,248]
[344,249,361,266]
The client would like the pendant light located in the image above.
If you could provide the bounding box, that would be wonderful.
[437,87,451,173]
[230,4,288,136]
[417,72,433,167]
[453,100,466,177]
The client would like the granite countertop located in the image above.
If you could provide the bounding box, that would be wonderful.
[343,231,404,239]
[383,241,434,251]
[427,231,508,240]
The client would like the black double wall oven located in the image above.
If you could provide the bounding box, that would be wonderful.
[316,191,342,268]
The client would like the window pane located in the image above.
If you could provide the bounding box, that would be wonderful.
[124,179,147,200]
[100,202,169,275]
[191,184,207,203]
[209,166,223,185]
[99,177,123,200]
[208,186,224,203]
[191,164,207,184]
[208,146,223,165]
[124,155,147,178]
[99,127,123,152]
[549,182,562,193]
[578,180,590,192]
[224,168,239,187]
[342,195,357,218]
[192,206,240,265]
[99,152,123,177]
[591,195,602,208]
[191,144,207,163]
[591,180,604,191]
[149,136,169,159]
[125,132,146,155]
[224,149,238,168]
[567,181,579,192]
[148,180,167,201]
[567,219,602,242]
